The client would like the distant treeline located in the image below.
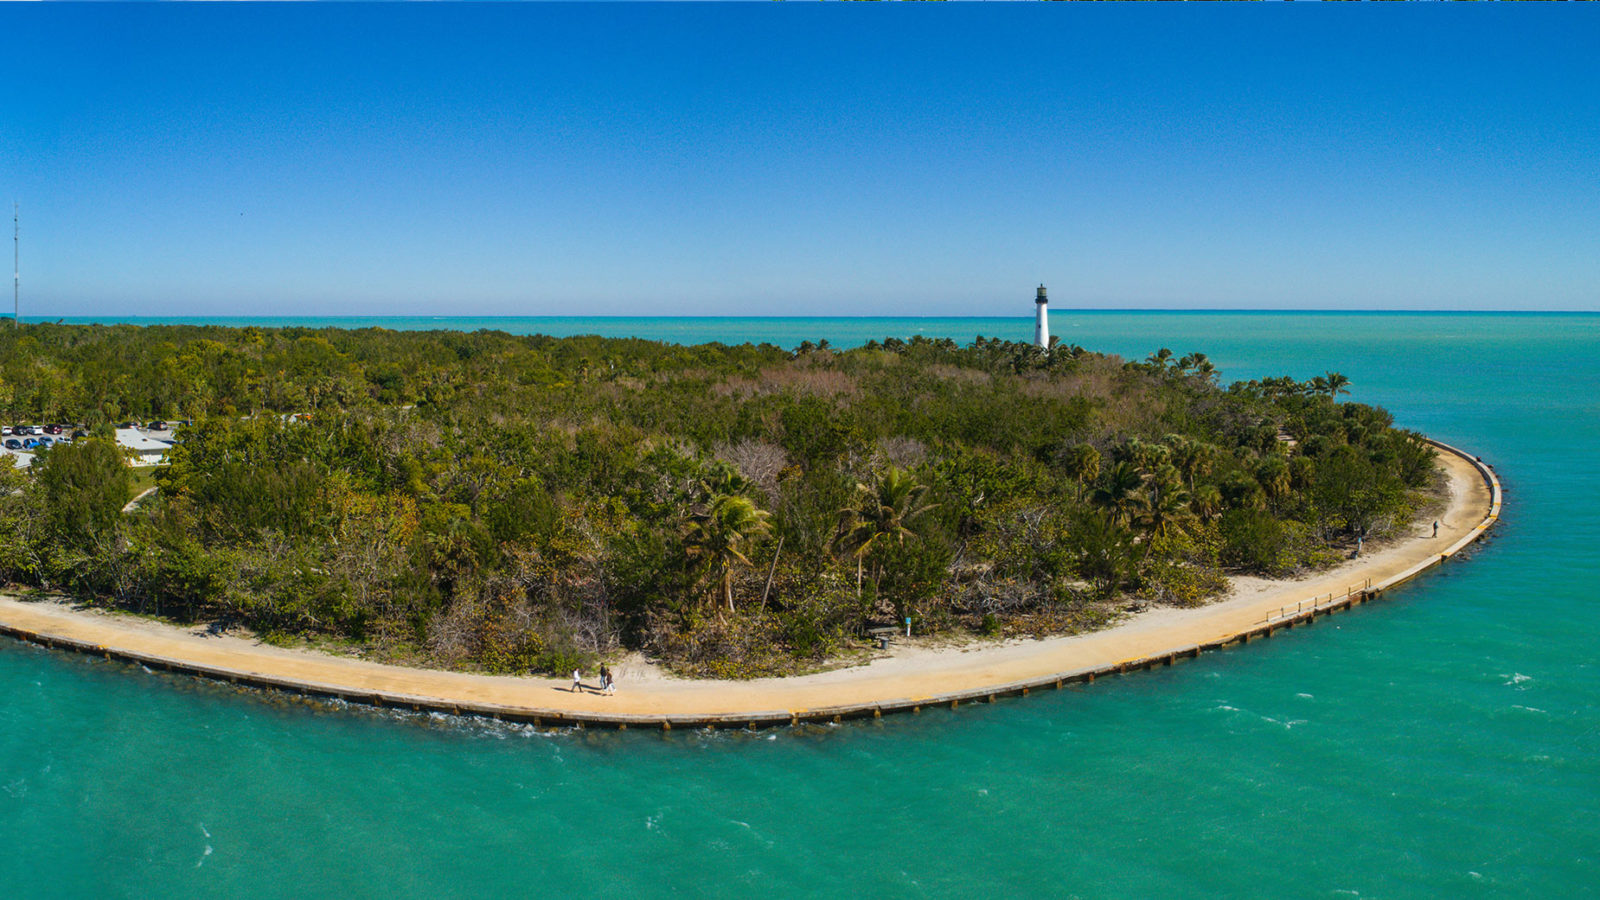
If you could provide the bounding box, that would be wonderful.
[0,324,1437,677]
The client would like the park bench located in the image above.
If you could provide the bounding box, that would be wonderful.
[867,626,897,650]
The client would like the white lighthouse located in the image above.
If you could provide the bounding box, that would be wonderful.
[1033,283,1050,349]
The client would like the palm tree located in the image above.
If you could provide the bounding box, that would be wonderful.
[1324,371,1351,398]
[835,467,937,596]
[1167,436,1215,491]
[1191,483,1223,522]
[1289,455,1316,492]
[1222,472,1267,512]
[1120,438,1167,475]
[1260,376,1300,399]
[1139,466,1194,543]
[684,493,772,614]
[1061,444,1101,499]
[1176,352,1215,380]
[699,459,753,499]
[1067,510,1137,600]
[1255,457,1292,512]
[1090,461,1148,527]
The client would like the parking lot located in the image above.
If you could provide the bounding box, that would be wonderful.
[1,421,182,468]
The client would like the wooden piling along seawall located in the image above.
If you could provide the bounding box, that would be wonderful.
[0,440,1501,730]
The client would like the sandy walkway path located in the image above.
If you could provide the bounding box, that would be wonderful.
[0,443,1499,726]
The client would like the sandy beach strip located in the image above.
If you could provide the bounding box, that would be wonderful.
[0,442,1499,726]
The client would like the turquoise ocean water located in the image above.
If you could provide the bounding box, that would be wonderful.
[3,312,1596,897]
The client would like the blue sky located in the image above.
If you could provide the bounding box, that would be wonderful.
[3,4,1597,317]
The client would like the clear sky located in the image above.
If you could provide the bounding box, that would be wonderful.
[3,4,1597,317]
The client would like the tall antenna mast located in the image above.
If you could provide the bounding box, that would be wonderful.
[11,201,17,327]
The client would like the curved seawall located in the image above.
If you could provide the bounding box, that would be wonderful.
[0,440,1501,729]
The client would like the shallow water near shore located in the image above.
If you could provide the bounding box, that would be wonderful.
[3,312,1597,897]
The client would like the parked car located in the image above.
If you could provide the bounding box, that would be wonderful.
[21,438,38,449]
[44,424,63,435]
[149,420,169,431]
[71,430,88,439]
[35,437,52,448]
[13,425,32,435]
[119,421,138,429]
[3,439,19,450]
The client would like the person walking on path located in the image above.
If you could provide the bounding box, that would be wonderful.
[605,667,617,695]
[599,664,611,695]
[1433,520,1440,538]
[571,669,582,693]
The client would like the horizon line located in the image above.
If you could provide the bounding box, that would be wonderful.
[15,308,1600,321]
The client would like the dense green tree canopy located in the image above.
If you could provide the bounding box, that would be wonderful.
[0,324,1439,677]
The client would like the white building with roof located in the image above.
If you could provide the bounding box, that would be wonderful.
[116,428,175,466]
